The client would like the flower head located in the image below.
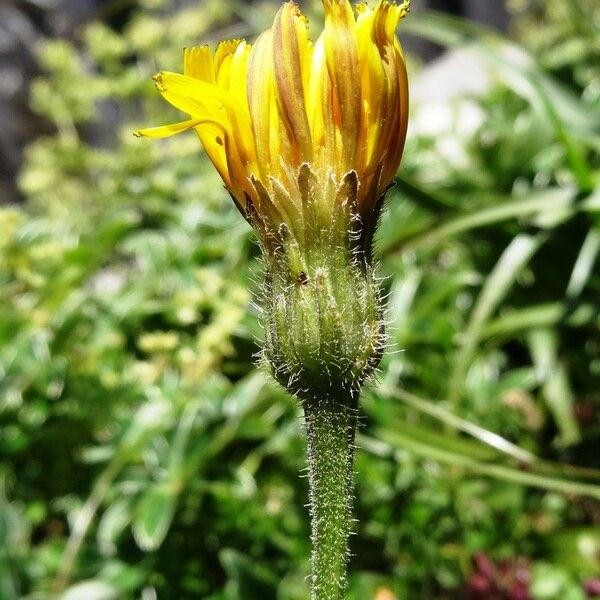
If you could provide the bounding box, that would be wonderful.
[136,0,409,249]
[137,0,410,399]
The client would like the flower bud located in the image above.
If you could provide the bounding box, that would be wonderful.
[258,166,385,398]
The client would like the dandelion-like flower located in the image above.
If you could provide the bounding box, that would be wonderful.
[136,0,408,252]
[137,2,409,597]
[137,0,409,391]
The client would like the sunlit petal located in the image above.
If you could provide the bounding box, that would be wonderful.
[138,0,410,233]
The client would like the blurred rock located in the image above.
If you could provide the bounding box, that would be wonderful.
[0,0,108,205]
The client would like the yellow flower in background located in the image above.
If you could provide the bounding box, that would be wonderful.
[136,0,409,239]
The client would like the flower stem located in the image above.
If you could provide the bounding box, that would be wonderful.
[304,392,358,600]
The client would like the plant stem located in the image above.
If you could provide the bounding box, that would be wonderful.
[304,392,358,600]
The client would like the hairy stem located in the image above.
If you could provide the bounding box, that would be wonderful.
[304,393,358,600]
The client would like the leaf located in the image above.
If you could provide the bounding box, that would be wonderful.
[97,497,133,555]
[370,386,600,481]
[448,233,546,405]
[546,528,600,576]
[382,187,576,256]
[566,229,600,299]
[528,329,580,447]
[219,548,277,599]
[531,563,587,600]
[222,372,267,419]
[374,424,600,500]
[481,302,597,340]
[376,386,536,464]
[60,580,119,600]
[403,11,597,190]
[132,484,177,551]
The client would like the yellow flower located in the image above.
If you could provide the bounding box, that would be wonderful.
[136,0,409,240]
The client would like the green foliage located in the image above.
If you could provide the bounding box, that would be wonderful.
[1,1,599,599]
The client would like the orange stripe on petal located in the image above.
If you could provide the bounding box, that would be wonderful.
[322,0,361,167]
[273,2,313,163]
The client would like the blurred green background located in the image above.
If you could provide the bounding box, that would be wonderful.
[1,0,599,598]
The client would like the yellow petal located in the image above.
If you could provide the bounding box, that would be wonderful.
[247,29,279,178]
[153,71,256,168]
[152,72,229,125]
[194,123,235,198]
[306,37,335,176]
[356,4,386,166]
[225,40,253,122]
[273,2,313,162]
[382,41,409,189]
[183,45,216,83]
[134,118,206,138]
[154,72,233,110]
[355,0,409,199]
[214,39,244,82]
[137,0,410,232]
[321,0,361,167]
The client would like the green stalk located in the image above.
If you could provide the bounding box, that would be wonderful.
[304,393,358,600]
[258,166,386,598]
